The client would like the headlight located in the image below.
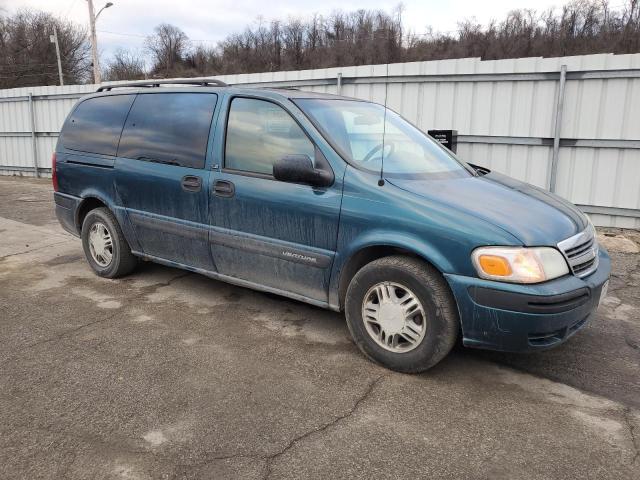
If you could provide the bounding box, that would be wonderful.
[471,246,569,283]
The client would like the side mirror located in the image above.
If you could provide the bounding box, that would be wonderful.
[273,154,333,187]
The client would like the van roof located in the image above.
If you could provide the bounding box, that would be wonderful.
[92,82,361,102]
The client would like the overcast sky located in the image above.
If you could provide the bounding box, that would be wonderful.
[4,0,577,63]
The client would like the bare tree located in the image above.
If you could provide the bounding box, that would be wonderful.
[179,0,638,77]
[3,1,640,88]
[0,9,90,88]
[103,49,146,81]
[145,23,190,77]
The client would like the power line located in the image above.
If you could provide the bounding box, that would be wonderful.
[0,69,57,74]
[97,28,418,44]
[97,30,148,39]
[0,63,58,68]
[0,72,60,79]
[97,28,449,45]
[97,29,220,44]
[62,0,80,19]
[0,67,59,76]
[6,36,48,57]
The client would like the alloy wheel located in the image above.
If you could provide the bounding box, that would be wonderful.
[361,281,427,353]
[88,222,113,267]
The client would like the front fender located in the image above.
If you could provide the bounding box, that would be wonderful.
[327,229,455,309]
[327,166,521,310]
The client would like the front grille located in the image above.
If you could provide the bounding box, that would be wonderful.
[564,237,595,258]
[557,224,599,278]
[573,257,597,275]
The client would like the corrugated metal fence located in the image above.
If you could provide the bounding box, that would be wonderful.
[1,54,639,227]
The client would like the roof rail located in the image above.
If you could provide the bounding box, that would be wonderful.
[96,79,228,92]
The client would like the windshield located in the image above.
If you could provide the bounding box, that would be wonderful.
[294,99,472,179]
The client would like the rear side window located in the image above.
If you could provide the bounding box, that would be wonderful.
[225,97,315,175]
[118,93,217,169]
[62,95,134,156]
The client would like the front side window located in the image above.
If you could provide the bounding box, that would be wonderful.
[295,99,472,179]
[225,97,315,175]
[62,95,134,156]
[118,93,217,169]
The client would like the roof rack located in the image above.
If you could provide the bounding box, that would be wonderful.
[96,79,228,92]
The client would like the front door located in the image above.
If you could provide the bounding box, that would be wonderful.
[209,96,343,304]
[115,92,218,269]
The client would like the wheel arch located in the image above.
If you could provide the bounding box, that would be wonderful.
[333,236,455,311]
[75,189,142,254]
[75,196,109,234]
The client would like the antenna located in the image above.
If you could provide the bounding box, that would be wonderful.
[379,62,390,187]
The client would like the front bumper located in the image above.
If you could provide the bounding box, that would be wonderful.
[445,248,611,352]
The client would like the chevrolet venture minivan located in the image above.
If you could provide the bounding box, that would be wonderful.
[53,79,610,372]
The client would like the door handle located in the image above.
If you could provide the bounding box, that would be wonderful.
[213,180,235,197]
[181,175,202,192]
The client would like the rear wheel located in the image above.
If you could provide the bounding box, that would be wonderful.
[81,207,137,278]
[345,255,458,373]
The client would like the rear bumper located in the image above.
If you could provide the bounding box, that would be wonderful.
[445,248,611,352]
[54,192,81,237]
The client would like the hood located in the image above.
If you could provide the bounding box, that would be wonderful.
[388,171,587,246]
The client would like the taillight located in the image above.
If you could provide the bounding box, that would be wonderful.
[52,152,59,192]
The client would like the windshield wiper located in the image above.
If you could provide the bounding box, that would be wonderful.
[468,163,490,176]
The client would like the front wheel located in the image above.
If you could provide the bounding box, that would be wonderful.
[345,256,459,373]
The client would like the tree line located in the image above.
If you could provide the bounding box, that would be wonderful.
[1,0,639,88]
[0,10,90,88]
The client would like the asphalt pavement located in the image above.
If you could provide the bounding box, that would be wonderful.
[1,176,638,479]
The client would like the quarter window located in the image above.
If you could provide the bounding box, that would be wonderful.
[62,95,134,156]
[225,97,315,175]
[118,93,217,169]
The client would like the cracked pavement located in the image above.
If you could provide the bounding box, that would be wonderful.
[1,176,639,479]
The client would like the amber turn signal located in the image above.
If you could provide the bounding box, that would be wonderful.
[478,255,512,276]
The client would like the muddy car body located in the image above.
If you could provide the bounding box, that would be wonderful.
[53,80,611,371]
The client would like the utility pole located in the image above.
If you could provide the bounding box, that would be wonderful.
[50,27,64,86]
[87,0,101,84]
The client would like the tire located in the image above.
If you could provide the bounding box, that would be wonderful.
[81,207,137,278]
[345,255,458,373]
